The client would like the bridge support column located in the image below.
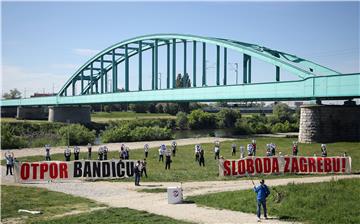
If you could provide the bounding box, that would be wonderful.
[299,103,360,143]
[17,107,48,120]
[48,106,91,124]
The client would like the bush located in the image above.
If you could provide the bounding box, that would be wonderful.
[234,119,253,134]
[58,124,96,145]
[128,104,148,113]
[216,108,241,128]
[176,112,189,130]
[273,103,295,123]
[188,109,217,129]
[163,103,179,115]
[1,123,28,149]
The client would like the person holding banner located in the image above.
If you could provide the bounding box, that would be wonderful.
[247,144,253,156]
[103,146,109,160]
[266,144,272,157]
[98,147,104,160]
[134,160,141,186]
[231,143,237,156]
[87,143,92,160]
[321,144,327,157]
[292,141,299,156]
[199,145,205,167]
[45,144,51,161]
[144,144,149,158]
[270,143,276,156]
[64,147,71,161]
[171,141,177,157]
[252,139,257,156]
[253,179,270,221]
[74,146,80,160]
[5,151,14,176]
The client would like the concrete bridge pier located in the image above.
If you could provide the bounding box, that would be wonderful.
[16,106,48,120]
[299,102,360,143]
[48,106,91,124]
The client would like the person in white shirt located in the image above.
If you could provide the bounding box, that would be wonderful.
[45,144,51,161]
[103,146,109,160]
[98,147,104,160]
[195,144,200,161]
[64,147,71,161]
[74,146,80,160]
[214,145,220,160]
[144,144,149,158]
[239,146,245,159]
[5,151,14,175]
[247,144,253,156]
[171,141,177,157]
[159,144,165,162]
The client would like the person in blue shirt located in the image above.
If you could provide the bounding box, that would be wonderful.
[253,179,270,221]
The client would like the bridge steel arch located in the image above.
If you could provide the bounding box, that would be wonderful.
[58,34,341,97]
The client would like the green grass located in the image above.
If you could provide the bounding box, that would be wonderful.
[0,185,102,223]
[137,188,168,193]
[8,137,360,181]
[91,111,175,122]
[187,178,360,224]
[35,207,192,224]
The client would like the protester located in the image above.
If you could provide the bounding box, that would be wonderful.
[240,145,245,159]
[165,149,172,170]
[171,141,177,157]
[343,152,348,157]
[214,143,220,160]
[120,148,124,160]
[45,144,51,161]
[199,145,205,167]
[266,144,272,157]
[195,144,200,161]
[87,143,92,160]
[252,139,257,156]
[144,144,149,158]
[74,146,80,160]
[292,141,298,156]
[4,151,14,176]
[125,147,130,160]
[270,143,276,156]
[321,144,327,157]
[247,143,253,156]
[98,147,104,160]
[253,179,270,222]
[159,144,165,162]
[231,143,236,156]
[141,159,148,178]
[103,146,108,160]
[134,160,141,186]
[64,147,71,161]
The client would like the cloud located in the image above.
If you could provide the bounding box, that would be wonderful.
[73,48,99,57]
[1,65,68,96]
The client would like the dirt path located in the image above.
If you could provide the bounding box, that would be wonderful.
[3,173,357,224]
[1,137,235,159]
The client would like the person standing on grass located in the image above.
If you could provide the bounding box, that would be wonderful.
[5,151,14,176]
[321,144,327,157]
[252,139,257,156]
[87,143,92,160]
[74,146,80,160]
[103,146,108,160]
[144,144,149,158]
[171,141,177,157]
[141,159,148,178]
[270,143,276,156]
[45,144,51,161]
[214,143,220,160]
[292,141,299,156]
[125,147,130,160]
[134,160,141,186]
[199,145,205,167]
[64,147,71,161]
[231,143,237,156]
[240,145,245,159]
[159,144,165,162]
[165,149,172,170]
[247,144,253,156]
[266,144,272,157]
[254,179,270,222]
[195,144,200,162]
[98,147,104,161]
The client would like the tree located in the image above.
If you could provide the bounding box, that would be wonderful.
[129,104,148,113]
[273,103,294,122]
[176,112,188,130]
[216,108,241,128]
[2,89,21,99]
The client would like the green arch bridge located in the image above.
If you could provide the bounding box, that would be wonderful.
[1,34,359,106]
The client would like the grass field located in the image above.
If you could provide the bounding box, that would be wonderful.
[0,185,192,224]
[9,137,360,182]
[91,111,175,122]
[187,178,360,224]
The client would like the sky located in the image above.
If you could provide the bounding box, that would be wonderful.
[1,1,359,97]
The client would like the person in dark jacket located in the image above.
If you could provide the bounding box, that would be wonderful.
[87,143,92,160]
[199,146,205,167]
[141,159,148,178]
[64,147,71,161]
[74,146,80,160]
[134,160,141,186]
[254,179,270,222]
[103,146,108,160]
[165,150,172,170]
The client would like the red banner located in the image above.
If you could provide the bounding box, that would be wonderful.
[219,156,352,177]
